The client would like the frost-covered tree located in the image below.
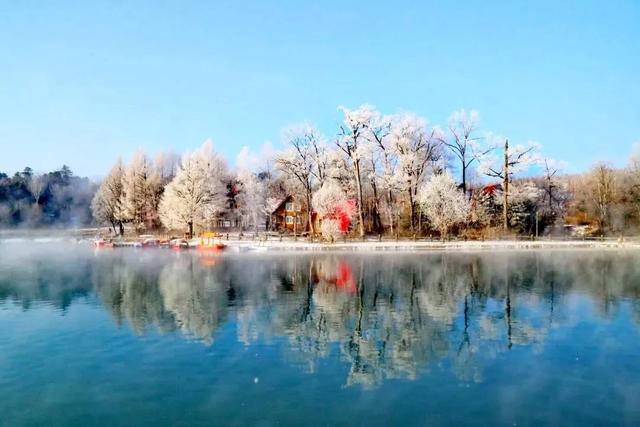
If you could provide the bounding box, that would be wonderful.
[479,138,541,230]
[121,151,162,230]
[388,113,445,233]
[312,179,348,218]
[336,105,379,237]
[443,110,492,196]
[236,169,268,231]
[419,173,469,238]
[91,159,126,235]
[158,142,228,237]
[275,124,327,234]
[367,121,400,234]
[361,112,391,233]
[312,179,355,241]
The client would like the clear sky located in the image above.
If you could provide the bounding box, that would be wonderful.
[1,0,639,178]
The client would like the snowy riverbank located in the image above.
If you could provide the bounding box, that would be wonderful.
[224,238,640,252]
[1,230,639,252]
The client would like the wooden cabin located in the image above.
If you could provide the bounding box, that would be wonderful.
[270,195,310,233]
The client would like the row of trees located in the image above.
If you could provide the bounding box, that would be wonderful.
[90,143,284,237]
[90,105,640,239]
[4,105,638,238]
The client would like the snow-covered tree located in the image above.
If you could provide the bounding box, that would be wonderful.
[312,179,355,241]
[158,141,228,237]
[312,179,348,218]
[91,159,126,235]
[387,113,445,233]
[366,119,400,234]
[361,112,391,233]
[479,138,541,230]
[275,123,327,234]
[336,105,379,237]
[236,169,268,231]
[320,219,343,242]
[121,151,161,230]
[418,173,469,238]
[442,110,492,196]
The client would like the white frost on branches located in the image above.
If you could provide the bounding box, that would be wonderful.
[122,151,162,230]
[418,173,469,237]
[312,179,349,241]
[478,135,542,179]
[236,169,268,231]
[312,179,347,217]
[91,159,126,234]
[158,141,228,236]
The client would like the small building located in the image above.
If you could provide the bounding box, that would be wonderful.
[270,195,309,234]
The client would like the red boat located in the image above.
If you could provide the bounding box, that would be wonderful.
[94,239,114,249]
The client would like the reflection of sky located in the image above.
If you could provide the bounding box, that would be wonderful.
[2,245,640,425]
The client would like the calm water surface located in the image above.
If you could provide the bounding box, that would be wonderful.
[1,243,640,426]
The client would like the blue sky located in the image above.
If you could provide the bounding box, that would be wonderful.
[1,0,639,178]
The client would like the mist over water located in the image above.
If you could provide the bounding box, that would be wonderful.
[1,243,640,426]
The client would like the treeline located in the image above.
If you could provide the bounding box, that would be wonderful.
[90,147,284,236]
[90,105,640,239]
[5,105,639,238]
[0,166,95,228]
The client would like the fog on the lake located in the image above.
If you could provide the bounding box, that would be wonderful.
[2,244,640,388]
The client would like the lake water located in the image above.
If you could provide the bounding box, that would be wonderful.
[1,244,640,426]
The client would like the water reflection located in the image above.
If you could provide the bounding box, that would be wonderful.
[2,246,640,388]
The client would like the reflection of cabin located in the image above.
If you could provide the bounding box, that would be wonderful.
[270,195,309,233]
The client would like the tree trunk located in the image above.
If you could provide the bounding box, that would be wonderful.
[408,188,415,234]
[118,222,124,236]
[306,189,315,235]
[462,165,467,199]
[503,139,509,231]
[188,221,193,239]
[354,160,365,238]
[370,178,382,233]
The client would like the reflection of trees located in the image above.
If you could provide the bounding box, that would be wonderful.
[92,252,175,335]
[158,256,228,345]
[0,246,93,310]
[5,246,640,387]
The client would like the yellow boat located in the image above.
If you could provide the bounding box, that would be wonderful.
[197,232,227,251]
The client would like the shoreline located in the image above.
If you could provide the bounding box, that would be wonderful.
[12,239,633,252]
[222,239,640,252]
[1,230,639,252]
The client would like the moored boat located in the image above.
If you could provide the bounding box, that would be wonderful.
[94,239,114,249]
[138,235,160,248]
[197,232,227,251]
[169,239,190,250]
